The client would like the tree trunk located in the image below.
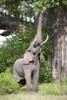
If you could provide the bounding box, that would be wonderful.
[43,7,67,81]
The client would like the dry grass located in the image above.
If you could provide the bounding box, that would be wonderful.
[0,94,67,100]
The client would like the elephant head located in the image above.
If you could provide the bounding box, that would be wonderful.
[23,41,41,64]
[23,34,49,65]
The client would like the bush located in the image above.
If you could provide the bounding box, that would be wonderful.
[60,75,67,85]
[39,58,51,83]
[0,68,21,94]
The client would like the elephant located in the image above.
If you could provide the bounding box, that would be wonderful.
[13,13,49,92]
[13,35,49,92]
[13,41,42,92]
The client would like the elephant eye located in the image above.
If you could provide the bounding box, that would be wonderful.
[27,50,31,52]
[34,45,36,48]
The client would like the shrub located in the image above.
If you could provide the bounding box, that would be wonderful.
[60,75,67,85]
[39,58,51,83]
[0,68,21,94]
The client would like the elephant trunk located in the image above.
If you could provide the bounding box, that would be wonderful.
[34,13,43,43]
[34,13,49,47]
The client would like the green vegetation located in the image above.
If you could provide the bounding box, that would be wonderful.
[0,0,67,22]
[0,71,67,95]
[39,58,51,83]
[0,68,21,94]
[0,0,67,14]
[0,67,67,95]
[38,82,67,95]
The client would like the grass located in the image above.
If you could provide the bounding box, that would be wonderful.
[0,82,67,100]
[0,94,67,100]
[19,82,67,96]
[38,82,67,95]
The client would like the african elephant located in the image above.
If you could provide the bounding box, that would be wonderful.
[13,34,49,92]
[13,41,42,92]
[13,13,49,92]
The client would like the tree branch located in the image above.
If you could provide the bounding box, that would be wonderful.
[0,13,34,36]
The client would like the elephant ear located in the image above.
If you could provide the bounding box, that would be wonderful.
[23,51,33,64]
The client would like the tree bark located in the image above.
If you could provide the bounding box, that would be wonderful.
[43,7,67,81]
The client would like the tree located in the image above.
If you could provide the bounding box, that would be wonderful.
[0,0,67,81]
[44,8,67,81]
[0,0,35,36]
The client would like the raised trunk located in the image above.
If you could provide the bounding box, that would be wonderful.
[43,8,67,81]
[34,13,42,43]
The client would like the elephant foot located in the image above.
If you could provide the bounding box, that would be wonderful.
[26,88,31,93]
[26,90,37,94]
[26,90,32,94]
[26,89,37,94]
[32,89,37,92]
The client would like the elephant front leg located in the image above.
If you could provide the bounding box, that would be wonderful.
[32,71,39,92]
[24,70,31,92]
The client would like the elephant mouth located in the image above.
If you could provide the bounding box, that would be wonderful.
[29,60,34,63]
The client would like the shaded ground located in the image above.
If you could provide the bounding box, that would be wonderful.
[0,94,67,100]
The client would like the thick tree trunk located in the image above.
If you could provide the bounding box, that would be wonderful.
[51,32,67,81]
[43,7,67,81]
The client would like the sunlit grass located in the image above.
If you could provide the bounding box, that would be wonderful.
[38,82,67,95]
[20,82,67,95]
[0,82,67,96]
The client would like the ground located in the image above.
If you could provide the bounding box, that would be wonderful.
[0,94,67,100]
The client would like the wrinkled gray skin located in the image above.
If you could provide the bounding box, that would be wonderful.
[13,41,43,92]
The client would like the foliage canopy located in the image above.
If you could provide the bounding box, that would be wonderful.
[0,0,67,18]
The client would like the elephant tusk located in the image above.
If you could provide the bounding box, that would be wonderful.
[41,35,49,46]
